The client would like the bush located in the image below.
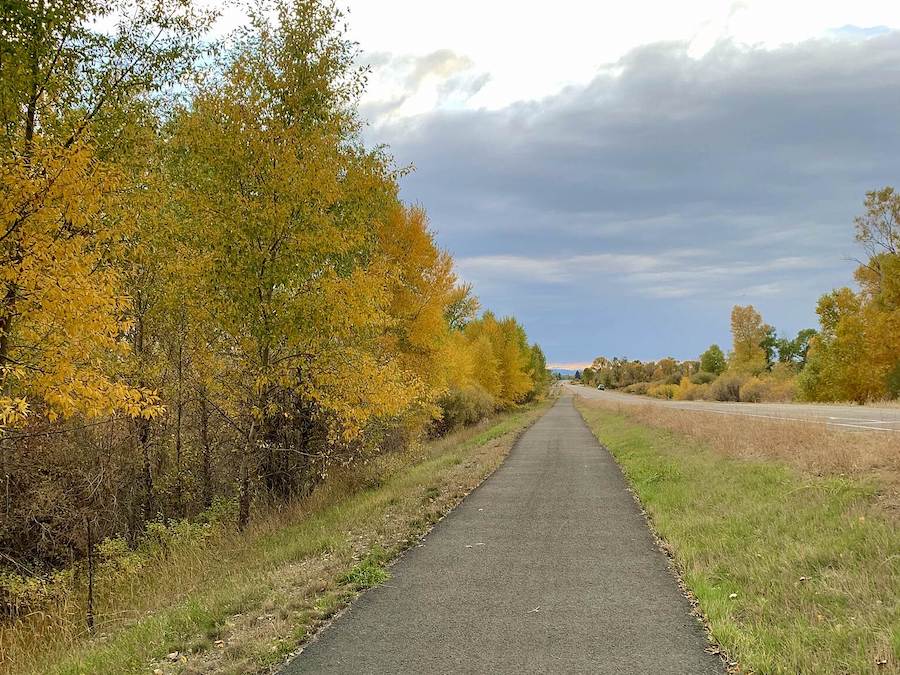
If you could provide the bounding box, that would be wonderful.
[433,385,496,435]
[198,496,240,527]
[739,377,765,403]
[686,383,711,400]
[710,374,745,402]
[886,362,900,399]
[622,382,651,395]
[690,371,717,385]
[675,376,710,401]
[0,568,73,619]
[375,418,419,454]
[647,383,678,400]
[740,376,796,403]
[1,513,220,621]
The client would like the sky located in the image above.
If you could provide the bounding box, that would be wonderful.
[222,1,900,368]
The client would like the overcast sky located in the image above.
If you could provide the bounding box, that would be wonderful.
[222,1,900,367]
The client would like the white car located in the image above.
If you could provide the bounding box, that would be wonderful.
[597,384,605,390]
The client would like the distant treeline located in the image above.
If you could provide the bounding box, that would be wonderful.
[0,0,549,600]
[581,189,900,404]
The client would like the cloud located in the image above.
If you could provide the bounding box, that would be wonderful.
[404,49,473,89]
[366,33,900,361]
[360,49,489,122]
[828,24,892,41]
[455,252,825,302]
[456,255,572,284]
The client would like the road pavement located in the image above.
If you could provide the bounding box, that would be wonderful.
[282,395,721,674]
[568,383,900,433]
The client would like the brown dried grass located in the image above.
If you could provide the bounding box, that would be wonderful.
[578,398,900,509]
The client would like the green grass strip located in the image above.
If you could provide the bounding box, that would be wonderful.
[578,404,899,675]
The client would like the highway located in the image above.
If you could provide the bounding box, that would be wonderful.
[566,383,900,433]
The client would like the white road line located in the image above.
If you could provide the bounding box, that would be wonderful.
[681,409,900,432]
[828,422,900,433]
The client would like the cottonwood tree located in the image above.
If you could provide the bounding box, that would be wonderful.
[802,188,900,401]
[728,305,771,375]
[0,0,211,428]
[169,0,422,527]
[699,344,727,375]
[0,0,548,596]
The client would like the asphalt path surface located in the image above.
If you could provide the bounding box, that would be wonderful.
[283,395,721,674]
[568,383,900,433]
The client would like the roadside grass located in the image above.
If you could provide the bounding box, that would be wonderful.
[576,399,899,674]
[0,401,549,675]
[591,398,900,510]
[338,547,391,590]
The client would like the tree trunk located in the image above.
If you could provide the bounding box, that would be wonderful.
[85,516,95,634]
[0,284,14,374]
[174,325,184,517]
[130,307,154,523]
[238,420,257,532]
[23,0,43,155]
[1,433,8,519]
[0,0,41,363]
[198,395,212,509]
[138,418,153,522]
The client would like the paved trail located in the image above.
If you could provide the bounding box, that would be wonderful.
[569,383,900,433]
[283,396,720,674]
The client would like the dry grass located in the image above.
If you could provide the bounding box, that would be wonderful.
[0,401,549,675]
[578,397,900,510]
[576,400,900,674]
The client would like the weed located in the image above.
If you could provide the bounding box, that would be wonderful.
[338,551,390,591]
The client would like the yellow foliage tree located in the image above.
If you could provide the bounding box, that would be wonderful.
[464,312,535,406]
[169,1,426,525]
[728,305,770,375]
[0,0,210,429]
[802,188,900,401]
[377,205,460,396]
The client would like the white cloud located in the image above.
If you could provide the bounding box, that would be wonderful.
[455,255,572,284]
[207,1,900,118]
[337,0,900,115]
[360,50,490,122]
[454,251,824,301]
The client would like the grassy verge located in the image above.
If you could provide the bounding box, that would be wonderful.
[576,399,899,675]
[1,401,549,675]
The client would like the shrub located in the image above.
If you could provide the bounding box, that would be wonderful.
[622,382,651,395]
[710,374,745,402]
[434,385,496,435]
[686,383,711,400]
[740,376,796,403]
[690,371,717,385]
[675,377,709,401]
[886,362,900,399]
[198,497,240,527]
[647,383,678,400]
[739,377,765,403]
[375,417,419,454]
[0,568,74,619]
[98,536,147,579]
